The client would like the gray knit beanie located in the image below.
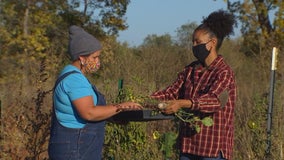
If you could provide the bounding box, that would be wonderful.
[68,25,102,61]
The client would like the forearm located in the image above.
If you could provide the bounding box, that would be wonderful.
[179,99,192,108]
[191,95,221,113]
[151,73,186,100]
[81,105,119,121]
[78,102,142,121]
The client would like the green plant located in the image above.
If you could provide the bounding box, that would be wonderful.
[175,109,213,133]
[145,100,214,133]
[159,132,178,159]
[103,86,165,160]
[247,94,268,159]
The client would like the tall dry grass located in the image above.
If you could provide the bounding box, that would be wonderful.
[0,38,283,159]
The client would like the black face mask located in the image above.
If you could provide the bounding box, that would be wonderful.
[192,42,210,63]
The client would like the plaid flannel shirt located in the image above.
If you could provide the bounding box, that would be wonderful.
[151,56,236,160]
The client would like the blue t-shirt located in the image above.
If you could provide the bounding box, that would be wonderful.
[53,65,98,128]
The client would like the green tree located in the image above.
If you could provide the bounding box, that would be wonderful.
[0,0,131,159]
[142,34,173,47]
[223,1,284,159]
[62,0,130,36]
[139,34,190,90]
[175,22,198,50]
[226,0,284,56]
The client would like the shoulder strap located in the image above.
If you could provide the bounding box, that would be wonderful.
[51,70,80,118]
[53,70,80,91]
[53,70,106,106]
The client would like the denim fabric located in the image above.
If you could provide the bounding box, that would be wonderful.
[49,84,106,160]
[180,151,226,160]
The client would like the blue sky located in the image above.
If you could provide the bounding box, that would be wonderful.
[117,0,235,46]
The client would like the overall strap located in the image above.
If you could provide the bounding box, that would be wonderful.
[52,70,106,106]
[53,70,80,91]
[52,70,80,115]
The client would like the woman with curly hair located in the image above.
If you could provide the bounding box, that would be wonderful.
[151,10,236,160]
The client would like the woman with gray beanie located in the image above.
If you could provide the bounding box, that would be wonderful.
[48,25,142,160]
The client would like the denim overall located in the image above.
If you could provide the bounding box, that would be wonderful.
[48,71,106,160]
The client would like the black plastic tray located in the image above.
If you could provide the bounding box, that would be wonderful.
[112,109,175,121]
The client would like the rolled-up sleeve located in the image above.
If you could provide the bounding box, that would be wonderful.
[191,70,233,113]
[151,68,188,100]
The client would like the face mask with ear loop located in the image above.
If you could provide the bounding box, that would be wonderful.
[81,59,101,73]
[192,40,212,63]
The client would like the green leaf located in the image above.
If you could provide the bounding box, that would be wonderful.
[201,117,214,127]
[195,125,201,133]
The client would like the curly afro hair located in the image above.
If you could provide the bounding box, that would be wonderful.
[196,10,236,50]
